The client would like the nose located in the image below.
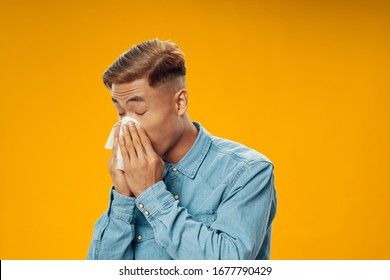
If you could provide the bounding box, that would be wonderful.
[120,115,141,127]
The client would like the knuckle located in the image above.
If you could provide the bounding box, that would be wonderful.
[141,138,149,146]
[150,156,159,165]
[139,160,147,168]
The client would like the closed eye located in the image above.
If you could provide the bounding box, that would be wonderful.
[118,112,145,117]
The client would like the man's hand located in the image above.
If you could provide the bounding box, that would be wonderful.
[108,122,132,196]
[119,122,165,197]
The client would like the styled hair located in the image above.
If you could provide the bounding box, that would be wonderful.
[103,38,186,90]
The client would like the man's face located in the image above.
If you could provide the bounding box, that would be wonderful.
[110,78,181,159]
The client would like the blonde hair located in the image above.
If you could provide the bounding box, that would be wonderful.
[103,38,186,90]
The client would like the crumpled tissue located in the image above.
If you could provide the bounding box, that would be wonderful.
[105,116,141,171]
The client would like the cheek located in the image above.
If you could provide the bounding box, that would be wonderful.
[147,127,171,153]
[143,121,176,154]
[139,104,177,154]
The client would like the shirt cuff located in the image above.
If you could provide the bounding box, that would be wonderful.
[108,187,136,223]
[135,181,175,219]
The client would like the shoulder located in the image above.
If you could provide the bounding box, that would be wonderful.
[198,134,273,186]
[193,122,274,187]
[209,135,273,167]
[197,134,274,192]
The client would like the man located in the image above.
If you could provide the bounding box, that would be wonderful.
[87,39,277,260]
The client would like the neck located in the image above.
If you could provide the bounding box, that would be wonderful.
[162,117,199,164]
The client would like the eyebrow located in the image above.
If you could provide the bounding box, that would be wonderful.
[111,96,145,104]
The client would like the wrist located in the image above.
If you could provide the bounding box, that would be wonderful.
[113,185,132,197]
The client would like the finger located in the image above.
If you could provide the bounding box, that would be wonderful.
[136,125,156,155]
[111,122,121,159]
[123,124,138,160]
[128,122,145,159]
[118,133,131,167]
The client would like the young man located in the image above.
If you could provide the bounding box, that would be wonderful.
[87,39,277,260]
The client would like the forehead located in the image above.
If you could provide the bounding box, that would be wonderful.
[111,79,149,99]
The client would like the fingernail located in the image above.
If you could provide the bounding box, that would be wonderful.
[129,122,134,127]
[135,123,141,129]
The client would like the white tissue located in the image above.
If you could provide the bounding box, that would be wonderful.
[105,116,141,171]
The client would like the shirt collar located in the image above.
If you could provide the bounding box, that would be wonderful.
[164,122,212,179]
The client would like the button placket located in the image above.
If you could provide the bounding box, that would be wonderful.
[169,166,180,182]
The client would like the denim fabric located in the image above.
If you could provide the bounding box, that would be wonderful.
[87,122,277,260]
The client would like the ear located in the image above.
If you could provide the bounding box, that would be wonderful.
[174,89,188,115]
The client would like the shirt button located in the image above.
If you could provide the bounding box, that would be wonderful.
[174,195,179,200]
[139,203,144,209]
[172,167,177,172]
[144,210,149,216]
[137,235,142,241]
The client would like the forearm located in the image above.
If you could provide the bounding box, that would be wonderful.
[87,188,136,260]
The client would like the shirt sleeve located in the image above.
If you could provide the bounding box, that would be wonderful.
[87,187,136,260]
[134,161,276,260]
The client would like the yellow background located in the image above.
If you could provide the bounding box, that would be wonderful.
[0,0,389,259]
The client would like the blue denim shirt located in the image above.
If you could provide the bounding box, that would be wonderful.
[87,122,277,260]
